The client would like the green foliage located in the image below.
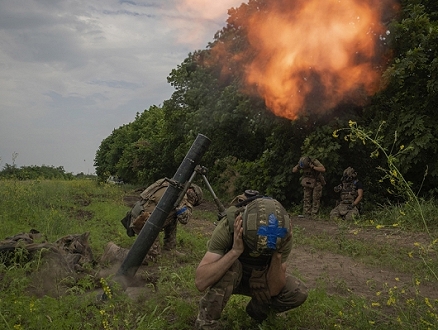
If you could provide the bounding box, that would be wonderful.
[363,2,438,193]
[0,179,437,329]
[94,105,174,184]
[93,0,438,211]
[0,164,74,180]
[0,179,126,246]
[334,121,434,236]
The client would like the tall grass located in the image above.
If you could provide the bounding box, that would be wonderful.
[0,179,128,250]
[334,121,438,283]
[0,178,437,329]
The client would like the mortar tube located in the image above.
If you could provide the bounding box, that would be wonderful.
[114,133,211,284]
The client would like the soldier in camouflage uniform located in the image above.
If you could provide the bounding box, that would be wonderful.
[330,167,363,221]
[292,156,326,217]
[194,197,308,329]
[101,178,203,265]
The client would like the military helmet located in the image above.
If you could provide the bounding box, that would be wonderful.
[244,189,259,198]
[231,189,260,205]
[242,197,291,255]
[188,183,203,206]
[298,156,311,169]
[342,167,357,181]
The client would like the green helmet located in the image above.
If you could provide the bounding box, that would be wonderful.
[188,184,203,206]
[242,197,291,255]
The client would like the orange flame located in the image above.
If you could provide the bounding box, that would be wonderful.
[211,0,399,119]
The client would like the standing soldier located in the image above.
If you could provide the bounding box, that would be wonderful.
[330,167,363,221]
[292,156,326,217]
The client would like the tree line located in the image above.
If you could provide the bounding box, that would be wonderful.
[94,0,438,210]
[0,164,75,181]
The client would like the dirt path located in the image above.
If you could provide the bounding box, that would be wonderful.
[189,202,438,300]
[120,195,437,301]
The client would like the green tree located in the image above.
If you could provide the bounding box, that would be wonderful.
[362,3,438,197]
[94,0,438,210]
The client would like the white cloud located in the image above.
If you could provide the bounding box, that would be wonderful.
[0,0,242,174]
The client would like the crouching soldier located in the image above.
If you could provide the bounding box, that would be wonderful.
[194,197,308,329]
[330,167,364,221]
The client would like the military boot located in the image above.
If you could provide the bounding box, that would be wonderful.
[245,299,268,322]
[194,314,222,329]
[162,249,186,258]
[100,242,129,265]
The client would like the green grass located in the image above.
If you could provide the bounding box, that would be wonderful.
[0,178,437,329]
[294,224,436,277]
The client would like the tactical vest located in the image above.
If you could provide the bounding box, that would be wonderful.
[302,163,325,185]
[340,180,358,203]
[302,167,318,179]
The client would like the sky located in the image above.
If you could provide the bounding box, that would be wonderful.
[0,0,243,175]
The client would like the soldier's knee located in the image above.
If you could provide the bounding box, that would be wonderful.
[196,260,243,325]
[273,276,308,311]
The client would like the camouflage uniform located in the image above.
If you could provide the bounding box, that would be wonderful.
[296,157,326,216]
[196,260,308,329]
[195,199,308,329]
[118,178,201,263]
[330,168,363,221]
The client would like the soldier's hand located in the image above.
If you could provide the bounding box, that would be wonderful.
[232,214,244,256]
[276,231,292,255]
[176,205,192,224]
[249,268,270,304]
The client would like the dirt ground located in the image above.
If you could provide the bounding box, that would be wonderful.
[9,195,436,304]
[189,201,438,301]
[107,196,438,303]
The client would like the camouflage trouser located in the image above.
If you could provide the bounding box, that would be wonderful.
[329,203,359,221]
[303,182,323,216]
[195,260,308,329]
[146,218,178,261]
[163,218,177,250]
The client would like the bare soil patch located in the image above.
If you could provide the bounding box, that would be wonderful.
[108,196,438,303]
[186,202,438,301]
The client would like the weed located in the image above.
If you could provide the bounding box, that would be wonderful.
[0,178,436,329]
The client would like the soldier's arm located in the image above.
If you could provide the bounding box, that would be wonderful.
[266,252,287,296]
[353,188,364,207]
[175,194,194,224]
[310,160,326,172]
[195,215,244,292]
[195,251,239,292]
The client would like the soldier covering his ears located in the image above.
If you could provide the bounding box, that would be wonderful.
[292,156,326,217]
[194,197,308,329]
